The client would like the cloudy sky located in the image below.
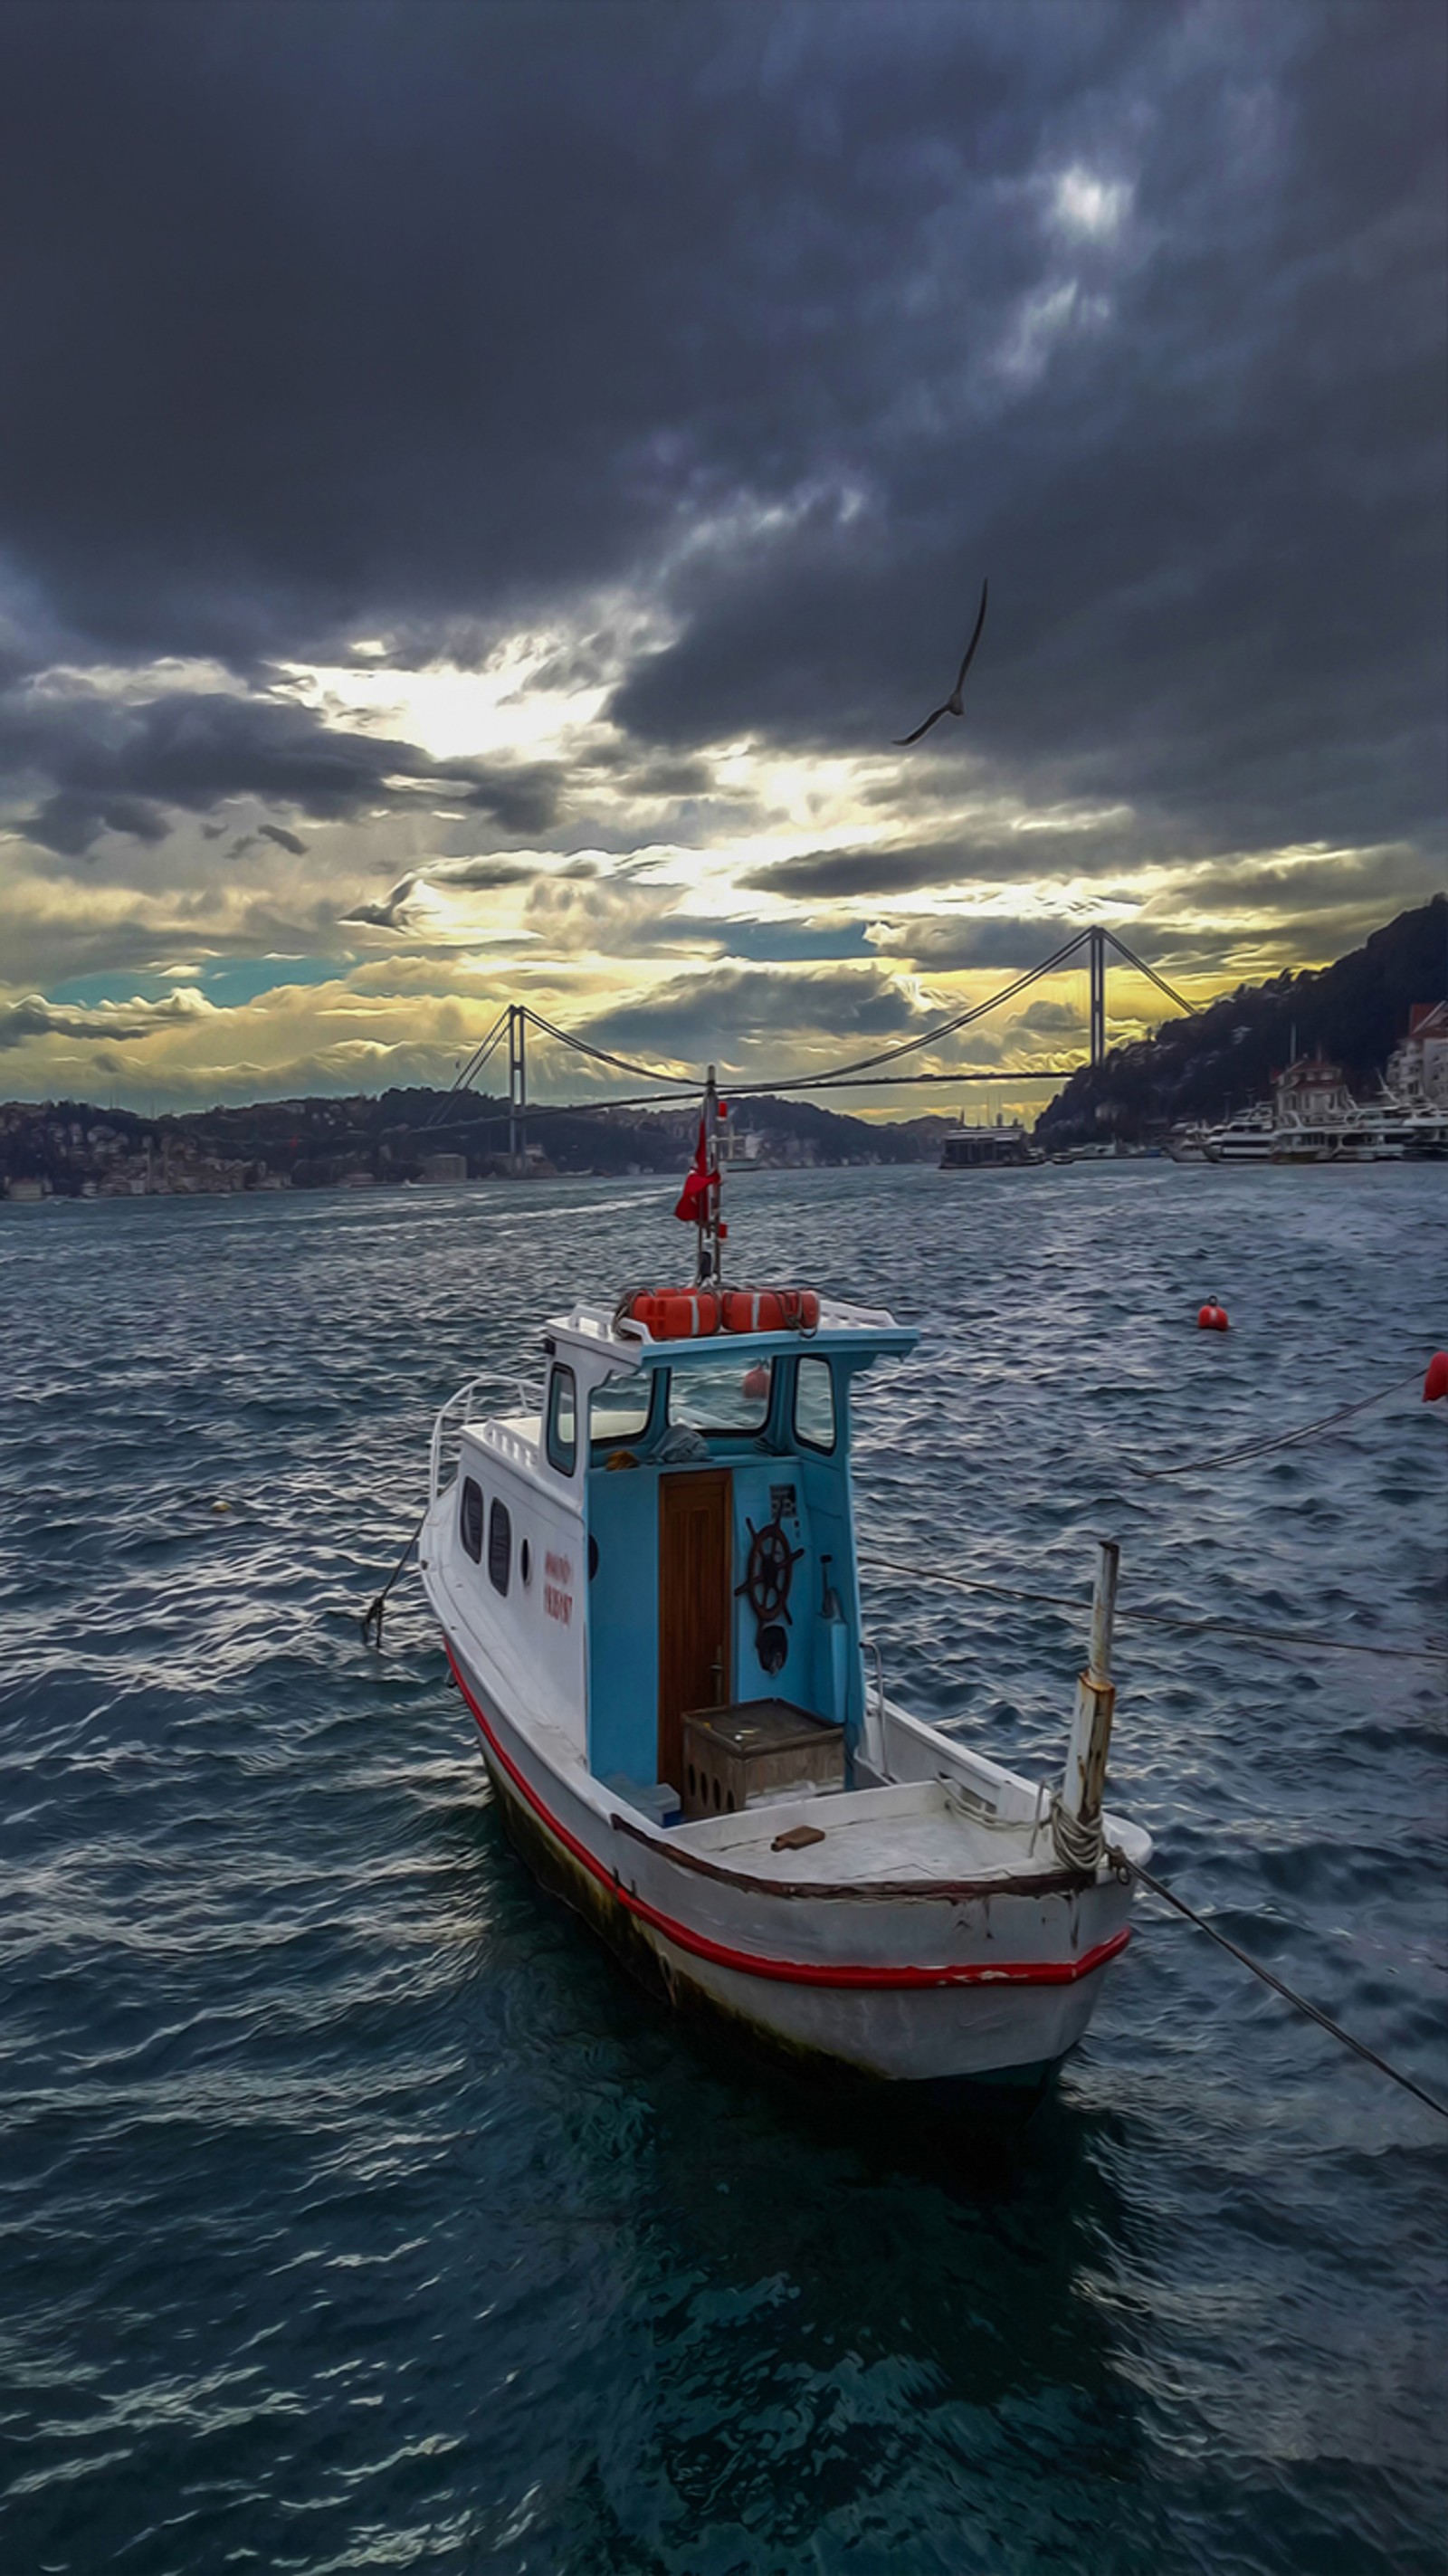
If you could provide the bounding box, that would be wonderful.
[1,0,1443,1115]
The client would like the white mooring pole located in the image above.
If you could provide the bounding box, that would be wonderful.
[1053,1538,1120,1869]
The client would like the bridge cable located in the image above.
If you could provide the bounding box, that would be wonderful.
[407,1061,1081,1140]
[438,922,1185,1117]
[428,1007,510,1124]
[511,933,1092,1101]
[719,932,1093,1091]
[521,1006,707,1092]
[1100,930,1196,1020]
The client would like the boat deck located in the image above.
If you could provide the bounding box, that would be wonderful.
[664,1777,1053,1886]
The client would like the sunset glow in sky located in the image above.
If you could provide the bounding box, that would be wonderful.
[1,2,1443,1115]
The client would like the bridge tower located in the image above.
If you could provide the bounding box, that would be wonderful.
[1089,925,1107,1068]
[508,1004,528,1174]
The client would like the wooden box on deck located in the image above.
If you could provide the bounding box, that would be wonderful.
[681,1698,845,1822]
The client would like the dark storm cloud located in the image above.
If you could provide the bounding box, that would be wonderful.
[0,990,202,1050]
[872,915,1092,973]
[1141,845,1443,922]
[745,843,972,901]
[614,754,719,799]
[432,857,542,892]
[258,824,309,857]
[580,961,922,1064]
[1,678,563,856]
[24,788,173,859]
[744,826,1142,901]
[0,0,1442,885]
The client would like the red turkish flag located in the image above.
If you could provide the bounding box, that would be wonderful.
[673,1116,717,1222]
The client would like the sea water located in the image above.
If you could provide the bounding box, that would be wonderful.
[1,1164,1443,2575]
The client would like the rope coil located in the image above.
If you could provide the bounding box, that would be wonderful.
[1049,1791,1103,1874]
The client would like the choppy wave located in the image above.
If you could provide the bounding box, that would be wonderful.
[1,1167,1444,2574]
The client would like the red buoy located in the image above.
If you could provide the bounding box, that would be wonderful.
[1424,1351,1448,1403]
[1197,1300,1229,1332]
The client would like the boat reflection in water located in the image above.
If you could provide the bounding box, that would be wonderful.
[421,1073,1147,2110]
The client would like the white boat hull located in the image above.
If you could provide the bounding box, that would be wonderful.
[441,1621,1139,2097]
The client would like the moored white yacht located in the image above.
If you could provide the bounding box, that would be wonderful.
[1201,1056,1417,1163]
[420,1079,1149,2102]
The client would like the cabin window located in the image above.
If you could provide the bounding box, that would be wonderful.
[488,1498,511,1595]
[589,1375,653,1447]
[668,1355,773,1435]
[460,1475,484,1561]
[546,1364,577,1475]
[794,1356,836,1454]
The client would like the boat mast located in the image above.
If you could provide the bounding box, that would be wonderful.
[695,1064,725,1288]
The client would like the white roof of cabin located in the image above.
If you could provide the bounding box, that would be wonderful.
[544,1297,918,1381]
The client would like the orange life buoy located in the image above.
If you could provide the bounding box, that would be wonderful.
[622,1288,720,1339]
[721,1287,820,1334]
[619,1285,820,1340]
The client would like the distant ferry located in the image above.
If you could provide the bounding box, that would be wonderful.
[938,1120,1043,1170]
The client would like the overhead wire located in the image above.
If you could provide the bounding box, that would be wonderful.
[856,1555,1448,1663]
[1122,1368,1428,1479]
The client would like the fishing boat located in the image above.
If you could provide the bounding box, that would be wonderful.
[419,1076,1149,2102]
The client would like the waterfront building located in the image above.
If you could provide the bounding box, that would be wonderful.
[1386,1002,1448,1109]
[1272,1057,1355,1123]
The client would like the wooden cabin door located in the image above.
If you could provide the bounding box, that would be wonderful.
[657,1470,731,1791]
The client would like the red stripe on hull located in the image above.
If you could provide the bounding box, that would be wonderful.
[446,1642,1129,1993]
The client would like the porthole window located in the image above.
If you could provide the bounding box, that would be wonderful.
[520,1539,531,1586]
[488,1498,511,1596]
[546,1364,577,1476]
[460,1476,484,1562]
[794,1355,836,1455]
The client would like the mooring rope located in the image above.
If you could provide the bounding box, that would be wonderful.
[1114,1855,1448,2122]
[856,1555,1448,1665]
[1048,1791,1102,1874]
[1122,1367,1427,1480]
[360,1503,428,1646]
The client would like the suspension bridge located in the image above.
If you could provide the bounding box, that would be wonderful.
[421,922,1194,1165]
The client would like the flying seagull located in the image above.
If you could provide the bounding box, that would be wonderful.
[894,578,989,744]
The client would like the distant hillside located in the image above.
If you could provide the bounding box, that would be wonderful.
[7,900,1444,1191]
[1035,896,1447,1147]
[0,1080,929,1197]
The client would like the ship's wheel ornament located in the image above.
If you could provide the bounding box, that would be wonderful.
[738,1513,804,1625]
